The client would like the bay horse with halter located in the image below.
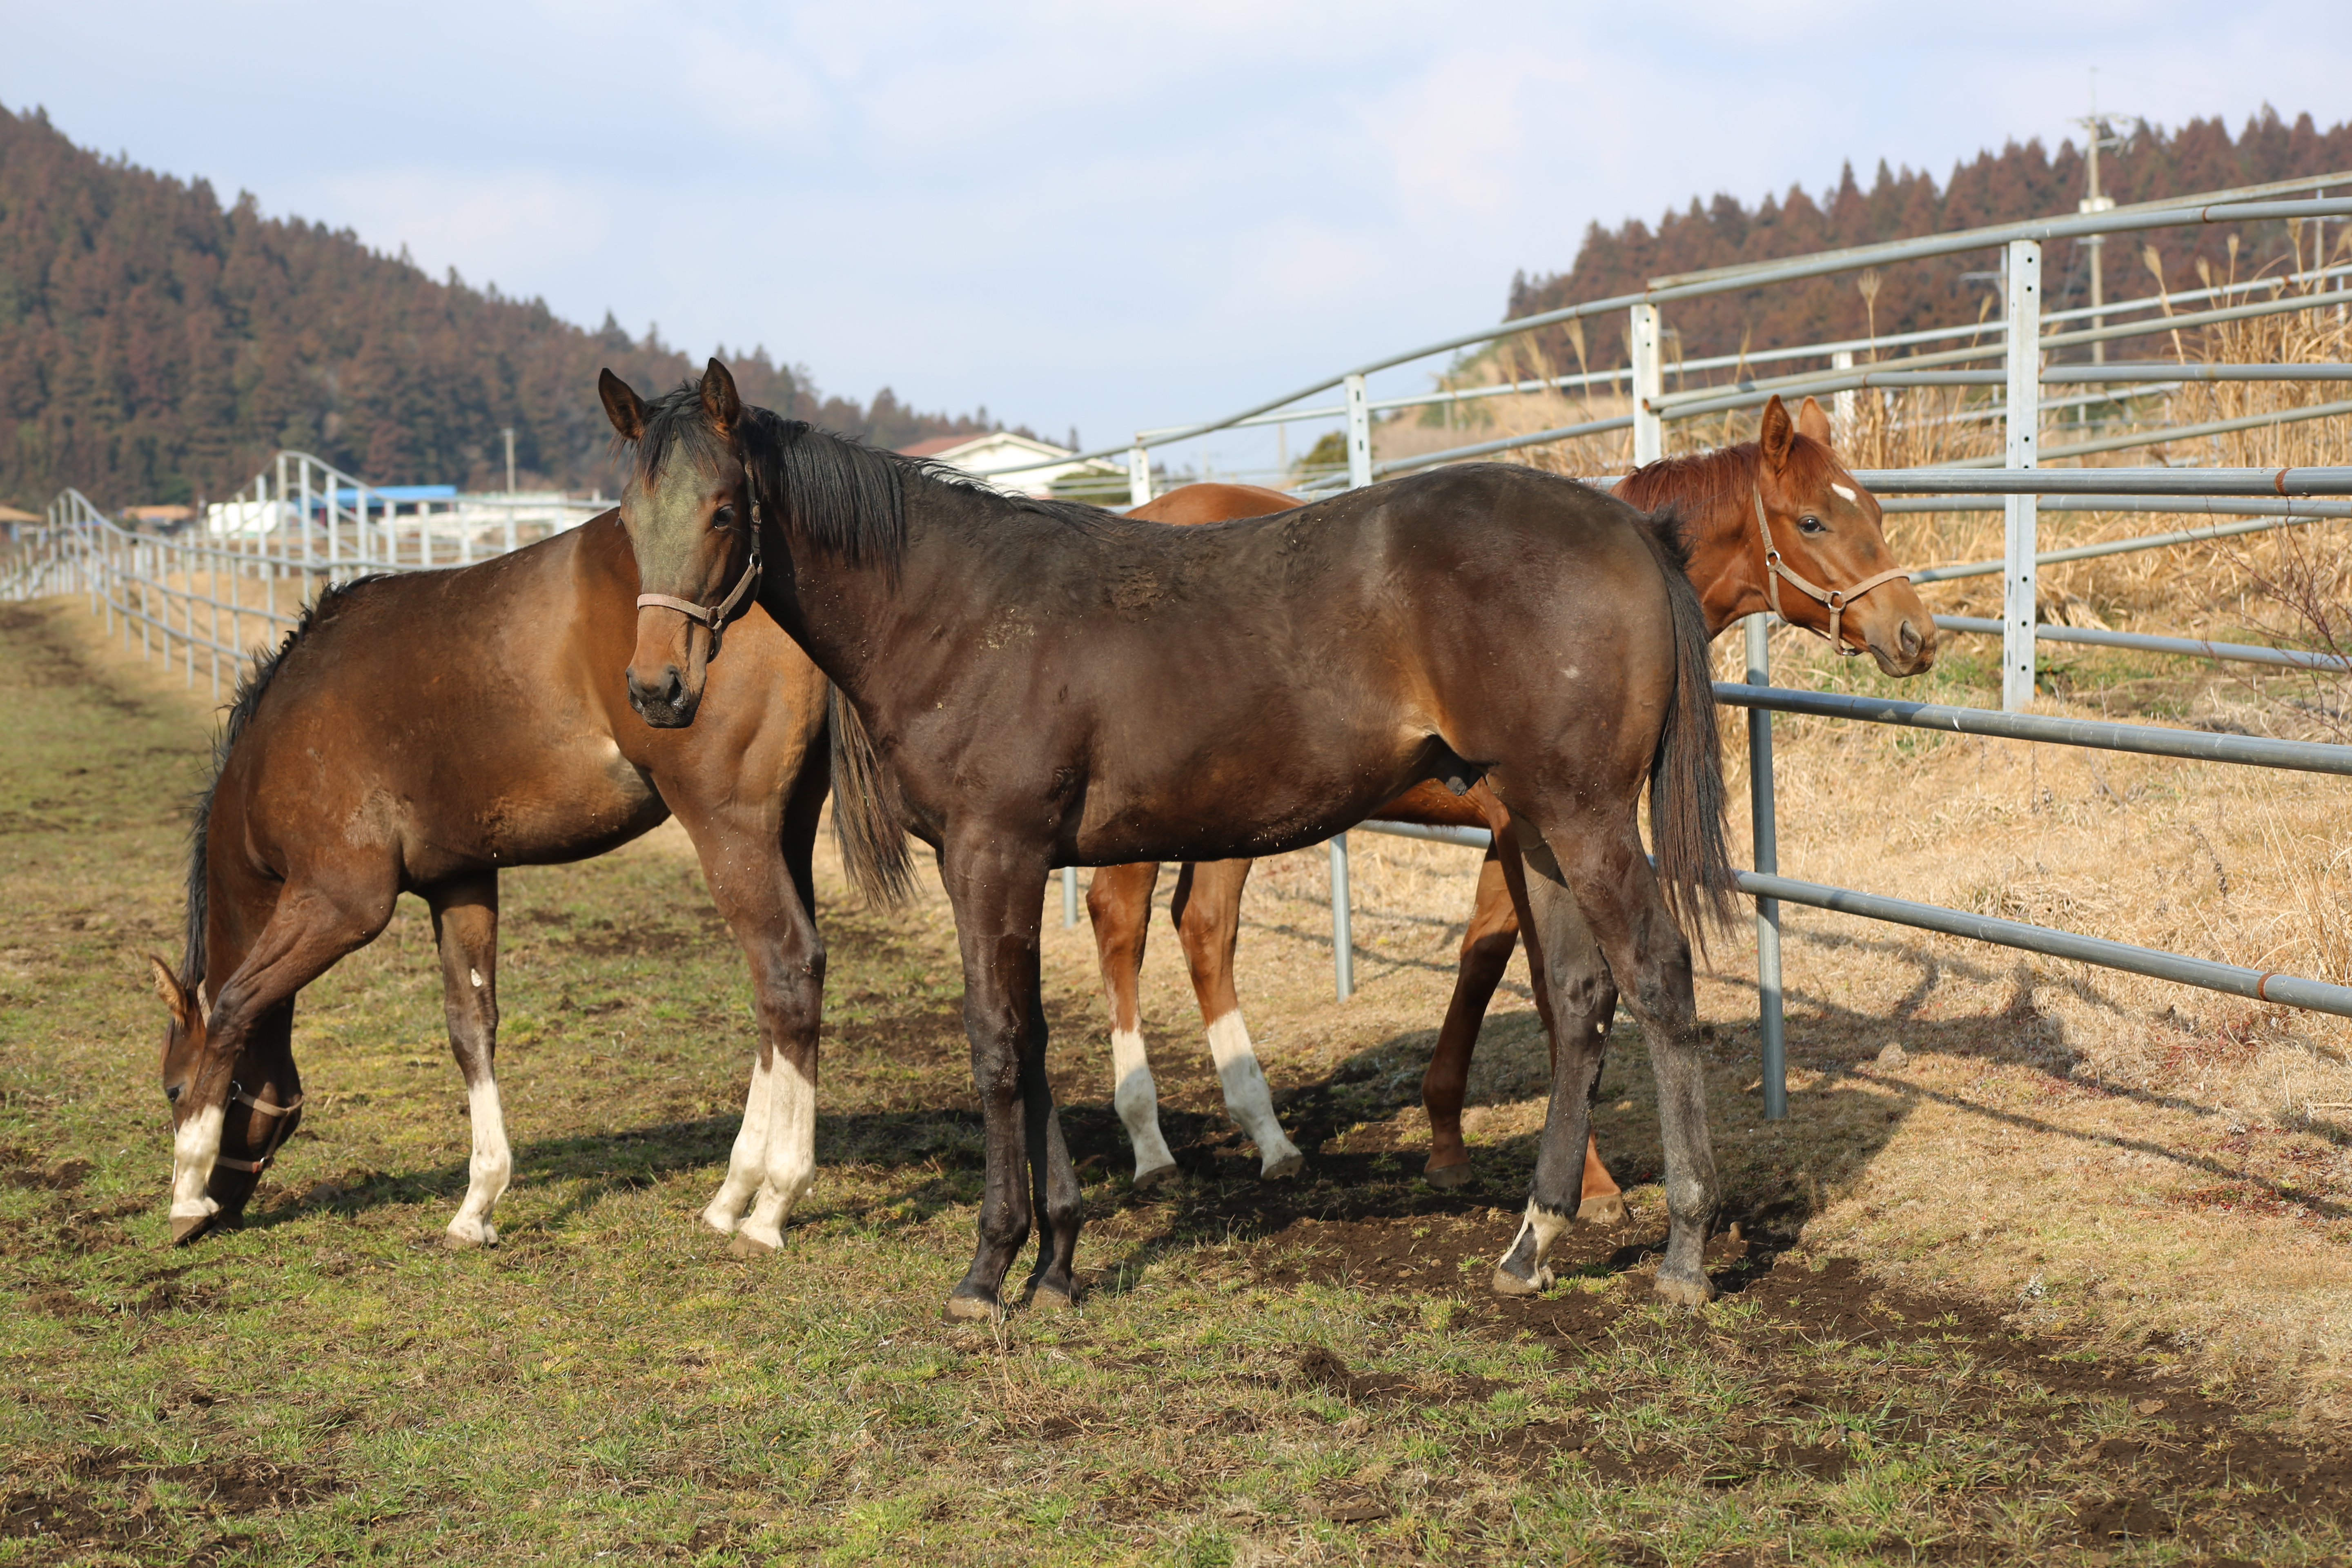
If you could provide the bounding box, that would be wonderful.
[608,359,1736,1316]
[1085,395,1933,1198]
[146,513,889,1250]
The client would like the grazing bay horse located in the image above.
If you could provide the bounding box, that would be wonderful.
[609,360,1735,1316]
[147,514,881,1252]
[1089,397,1932,1196]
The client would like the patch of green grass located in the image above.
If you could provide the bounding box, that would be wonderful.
[4,599,2350,1564]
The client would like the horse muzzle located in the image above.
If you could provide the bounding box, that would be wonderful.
[626,663,702,728]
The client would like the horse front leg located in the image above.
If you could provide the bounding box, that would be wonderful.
[941,839,1069,1319]
[670,756,829,1254]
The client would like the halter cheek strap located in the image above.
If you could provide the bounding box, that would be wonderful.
[1751,483,1912,657]
[212,1082,307,1176]
[635,481,765,657]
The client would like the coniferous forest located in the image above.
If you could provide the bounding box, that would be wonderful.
[1507,108,2352,372]
[0,105,1004,512]
[5,103,2350,511]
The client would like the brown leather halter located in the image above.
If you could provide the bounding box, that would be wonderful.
[213,1082,305,1176]
[634,477,763,657]
[1751,483,1911,656]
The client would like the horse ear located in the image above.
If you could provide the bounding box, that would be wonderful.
[701,358,742,433]
[1795,394,1833,450]
[147,954,187,1028]
[599,368,647,441]
[1759,394,1795,472]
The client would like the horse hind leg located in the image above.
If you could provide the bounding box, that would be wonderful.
[1552,822,1718,1305]
[1424,846,1517,1188]
[1085,861,1180,1187]
[1489,827,1617,1296]
[429,873,511,1248]
[1173,859,1302,1180]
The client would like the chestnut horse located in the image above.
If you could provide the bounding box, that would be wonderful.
[1087,395,1933,1200]
[610,361,1734,1316]
[147,514,867,1252]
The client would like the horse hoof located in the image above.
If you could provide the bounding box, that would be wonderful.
[1031,1283,1078,1312]
[1490,1264,1554,1298]
[698,1203,740,1237]
[1577,1193,1630,1227]
[1424,1161,1472,1191]
[1133,1162,1180,1191]
[942,1294,999,1323]
[169,1214,212,1246]
[728,1231,777,1259]
[1653,1271,1717,1308]
[1259,1151,1304,1181]
[443,1225,497,1250]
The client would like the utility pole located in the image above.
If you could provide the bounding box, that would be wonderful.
[503,427,517,494]
[2070,71,2130,365]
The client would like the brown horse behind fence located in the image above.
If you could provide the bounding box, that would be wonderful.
[148,514,844,1252]
[1084,396,1930,1201]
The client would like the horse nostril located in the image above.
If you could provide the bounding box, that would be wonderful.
[1898,620,1922,657]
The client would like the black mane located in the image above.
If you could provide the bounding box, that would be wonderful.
[180,579,382,985]
[620,379,1115,574]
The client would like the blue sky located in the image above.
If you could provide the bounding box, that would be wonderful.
[7,2,2347,477]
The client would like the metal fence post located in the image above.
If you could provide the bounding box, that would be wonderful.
[1831,348,1856,435]
[1329,831,1353,1000]
[2003,238,2042,712]
[1062,866,1078,928]
[1344,373,1373,489]
[1746,613,1786,1120]
[1630,303,1665,465]
[1128,443,1153,508]
[1325,374,1377,999]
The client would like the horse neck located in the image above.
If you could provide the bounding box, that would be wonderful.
[757,488,978,706]
[1676,452,1770,637]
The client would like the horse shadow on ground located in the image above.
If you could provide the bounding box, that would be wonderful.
[241,922,2341,1280]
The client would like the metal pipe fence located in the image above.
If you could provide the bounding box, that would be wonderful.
[10,455,602,701]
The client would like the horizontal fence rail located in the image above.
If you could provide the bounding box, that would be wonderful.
[1712,682,2352,775]
[1931,615,2352,672]
[8,456,603,701]
[1344,822,2352,1025]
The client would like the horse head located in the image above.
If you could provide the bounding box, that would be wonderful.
[1747,394,1934,676]
[602,359,761,729]
[147,956,300,1243]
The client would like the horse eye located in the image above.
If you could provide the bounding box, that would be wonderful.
[1798,515,1827,535]
[713,505,736,528]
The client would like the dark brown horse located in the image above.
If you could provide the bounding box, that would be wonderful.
[147,513,852,1252]
[1087,398,1932,1197]
[608,360,1735,1316]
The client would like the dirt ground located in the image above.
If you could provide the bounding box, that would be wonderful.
[8,586,2352,1563]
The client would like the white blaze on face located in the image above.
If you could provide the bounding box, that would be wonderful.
[1109,1027,1178,1180]
[1204,1012,1303,1174]
[1830,483,1857,503]
[169,1102,225,1221]
[446,1077,513,1245]
[702,1053,775,1236]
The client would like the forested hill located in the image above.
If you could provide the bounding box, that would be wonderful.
[0,105,1007,512]
[1508,108,2352,370]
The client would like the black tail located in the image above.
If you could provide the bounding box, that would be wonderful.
[1637,508,1737,949]
[826,684,915,907]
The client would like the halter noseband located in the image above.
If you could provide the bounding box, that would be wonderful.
[212,1082,306,1176]
[1751,483,1911,657]
[634,477,764,657]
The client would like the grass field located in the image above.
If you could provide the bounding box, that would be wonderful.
[7,588,2352,1566]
